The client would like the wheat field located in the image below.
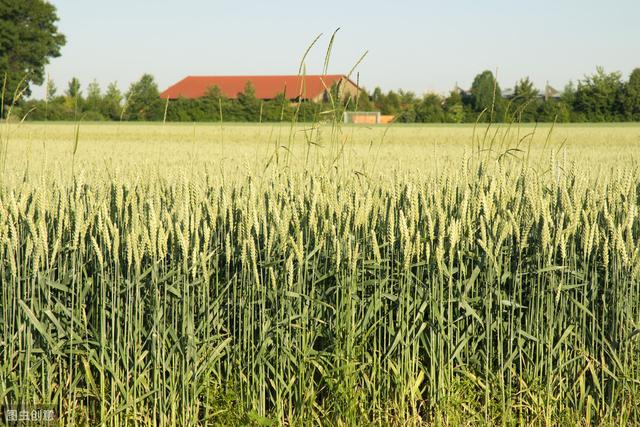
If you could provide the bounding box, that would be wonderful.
[1,122,640,425]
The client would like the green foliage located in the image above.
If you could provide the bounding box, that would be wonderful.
[574,67,625,121]
[622,68,640,120]
[415,93,444,123]
[237,81,261,121]
[371,86,384,106]
[14,67,640,123]
[84,80,102,115]
[352,86,374,111]
[65,77,81,99]
[444,90,465,123]
[46,78,57,101]
[125,74,163,121]
[63,77,82,119]
[509,77,540,121]
[375,90,401,115]
[201,86,227,120]
[470,70,503,118]
[0,0,65,107]
[101,82,123,120]
[2,123,640,424]
[536,99,571,123]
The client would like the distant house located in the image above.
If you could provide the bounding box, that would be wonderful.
[502,87,517,99]
[160,75,362,103]
[543,83,561,101]
[502,82,562,101]
[454,82,562,102]
[452,84,470,97]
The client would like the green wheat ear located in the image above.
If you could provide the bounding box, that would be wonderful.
[2,121,640,425]
[70,122,80,177]
[73,122,80,156]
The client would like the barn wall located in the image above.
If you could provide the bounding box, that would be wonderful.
[340,78,361,100]
[351,115,378,124]
[310,77,362,103]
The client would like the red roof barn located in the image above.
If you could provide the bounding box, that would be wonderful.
[160,75,361,103]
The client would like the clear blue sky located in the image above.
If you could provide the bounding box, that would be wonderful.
[33,0,640,98]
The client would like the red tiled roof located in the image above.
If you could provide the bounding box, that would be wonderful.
[160,75,352,100]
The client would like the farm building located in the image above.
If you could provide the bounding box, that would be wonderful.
[502,83,561,101]
[160,75,362,103]
[455,82,562,101]
[343,111,395,124]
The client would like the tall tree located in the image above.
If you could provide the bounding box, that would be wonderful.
[125,74,163,121]
[513,77,537,100]
[561,81,576,105]
[380,90,401,115]
[64,77,82,118]
[237,81,260,121]
[444,90,464,123]
[84,80,102,114]
[65,77,81,99]
[415,94,444,123]
[352,88,375,111]
[574,67,624,121]
[470,70,503,119]
[0,0,66,111]
[511,77,539,121]
[101,82,122,120]
[623,68,640,120]
[398,90,417,106]
[45,78,57,102]
[371,87,384,106]
[200,85,228,120]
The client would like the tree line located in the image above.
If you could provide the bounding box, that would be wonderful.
[10,66,640,124]
[3,2,640,124]
[379,67,640,123]
[15,74,353,123]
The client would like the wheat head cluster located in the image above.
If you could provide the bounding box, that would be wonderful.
[0,123,639,425]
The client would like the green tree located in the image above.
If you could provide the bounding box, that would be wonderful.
[38,77,61,120]
[84,80,102,113]
[125,74,163,121]
[513,77,537,99]
[66,77,81,98]
[101,82,123,120]
[380,90,401,115]
[398,90,417,106]
[371,87,384,106]
[574,67,624,121]
[0,0,66,112]
[558,81,581,121]
[444,90,464,123]
[237,81,260,121]
[561,81,576,105]
[199,86,228,121]
[415,93,444,123]
[396,105,416,123]
[267,92,293,122]
[622,68,640,120]
[351,88,375,111]
[470,70,503,120]
[537,99,571,123]
[45,78,57,102]
[166,97,195,122]
[510,77,539,121]
[64,77,82,118]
